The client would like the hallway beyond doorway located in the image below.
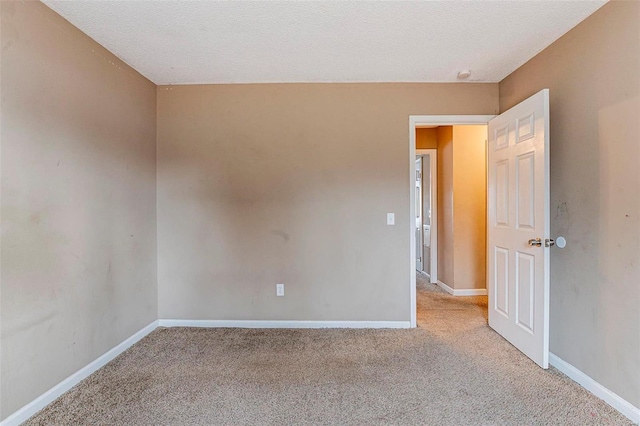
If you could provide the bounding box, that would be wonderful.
[416,272,487,330]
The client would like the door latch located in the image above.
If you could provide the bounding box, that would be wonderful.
[545,239,555,247]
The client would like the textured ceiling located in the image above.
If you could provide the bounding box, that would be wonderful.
[42,0,607,85]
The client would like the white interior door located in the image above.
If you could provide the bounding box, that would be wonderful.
[488,89,550,368]
[415,157,423,272]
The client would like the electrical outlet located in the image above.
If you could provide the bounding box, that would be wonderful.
[276,283,285,297]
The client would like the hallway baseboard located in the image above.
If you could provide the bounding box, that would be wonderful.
[436,280,487,296]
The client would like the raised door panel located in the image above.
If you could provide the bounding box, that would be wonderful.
[494,246,509,317]
[516,251,535,333]
[516,152,535,230]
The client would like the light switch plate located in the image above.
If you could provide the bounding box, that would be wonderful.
[276,283,284,296]
[387,213,395,225]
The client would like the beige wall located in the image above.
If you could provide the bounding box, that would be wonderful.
[0,1,158,420]
[452,126,486,290]
[436,126,487,290]
[500,0,640,408]
[416,127,438,149]
[436,126,454,286]
[157,84,498,321]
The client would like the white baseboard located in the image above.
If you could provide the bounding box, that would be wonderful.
[549,353,640,424]
[158,319,411,329]
[437,280,487,296]
[0,320,159,426]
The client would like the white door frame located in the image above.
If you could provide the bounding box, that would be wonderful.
[409,115,495,328]
[416,149,436,280]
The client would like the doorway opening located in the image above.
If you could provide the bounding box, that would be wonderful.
[408,116,494,328]
[415,148,437,283]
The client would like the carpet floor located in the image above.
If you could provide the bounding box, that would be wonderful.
[24,275,632,425]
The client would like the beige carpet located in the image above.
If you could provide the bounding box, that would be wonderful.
[25,275,632,425]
